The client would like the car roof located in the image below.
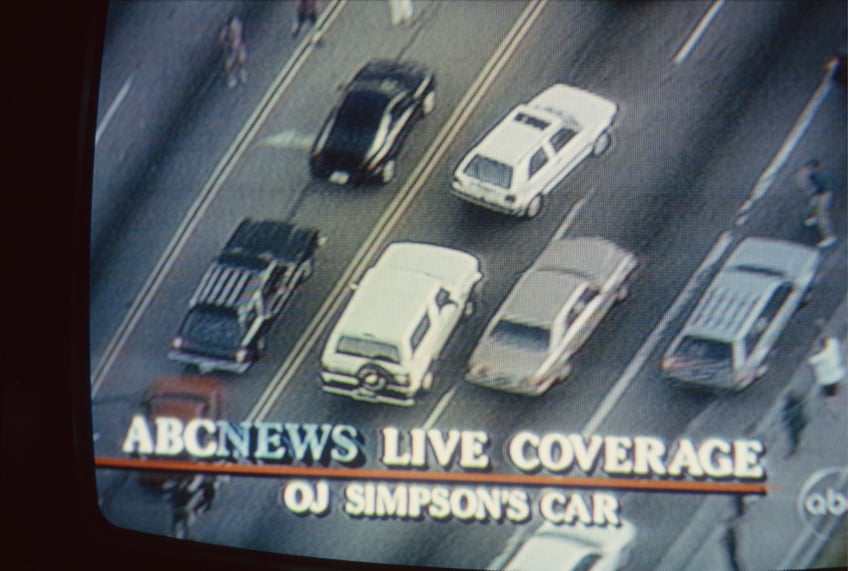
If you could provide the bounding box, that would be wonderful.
[501,270,585,327]
[335,268,439,343]
[472,105,563,165]
[683,269,782,341]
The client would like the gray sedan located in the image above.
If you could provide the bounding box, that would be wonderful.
[466,237,637,395]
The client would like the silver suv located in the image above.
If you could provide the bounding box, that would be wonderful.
[662,237,819,391]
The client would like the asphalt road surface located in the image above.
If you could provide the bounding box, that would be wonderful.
[91,1,847,569]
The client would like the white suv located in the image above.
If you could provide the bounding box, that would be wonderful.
[452,83,617,218]
[662,237,819,391]
[321,242,482,406]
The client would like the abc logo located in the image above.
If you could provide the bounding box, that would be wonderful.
[797,467,848,535]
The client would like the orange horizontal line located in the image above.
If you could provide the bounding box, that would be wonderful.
[96,457,769,495]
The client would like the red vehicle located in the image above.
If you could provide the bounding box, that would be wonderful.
[139,377,224,488]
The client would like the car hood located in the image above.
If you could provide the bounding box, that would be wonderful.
[535,237,634,286]
[528,83,617,129]
[376,242,482,292]
[725,237,820,283]
[322,122,376,167]
[468,336,547,379]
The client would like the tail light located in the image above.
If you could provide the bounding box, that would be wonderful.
[734,371,754,385]
[528,375,553,386]
[661,355,681,371]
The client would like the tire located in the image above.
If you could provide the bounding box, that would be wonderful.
[357,363,392,391]
[524,195,543,219]
[421,90,436,116]
[255,335,267,357]
[592,131,611,157]
[381,159,396,184]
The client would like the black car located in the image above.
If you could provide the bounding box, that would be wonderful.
[310,59,435,185]
[168,219,322,374]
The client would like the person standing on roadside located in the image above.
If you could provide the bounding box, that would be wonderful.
[220,16,247,88]
[798,160,837,248]
[808,334,846,397]
[389,0,414,26]
[292,0,320,40]
[781,392,808,457]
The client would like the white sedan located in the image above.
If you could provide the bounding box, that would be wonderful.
[452,83,617,218]
[491,519,636,571]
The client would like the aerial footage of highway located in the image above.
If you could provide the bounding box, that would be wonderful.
[90,1,847,570]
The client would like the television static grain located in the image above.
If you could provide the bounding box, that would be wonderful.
[85,2,847,570]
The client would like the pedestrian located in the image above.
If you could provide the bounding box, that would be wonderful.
[808,334,846,397]
[798,160,837,248]
[292,0,319,39]
[721,494,746,571]
[389,0,414,26]
[781,392,808,457]
[220,16,247,88]
[722,526,743,571]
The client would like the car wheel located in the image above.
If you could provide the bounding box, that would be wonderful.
[256,336,267,357]
[422,90,436,116]
[592,131,611,156]
[524,195,543,219]
[381,159,396,184]
[357,363,392,391]
[296,258,313,284]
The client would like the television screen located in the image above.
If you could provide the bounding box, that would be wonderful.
[22,0,848,569]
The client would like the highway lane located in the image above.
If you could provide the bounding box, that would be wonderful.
[232,1,846,568]
[93,0,530,534]
[90,1,339,369]
[92,0,846,568]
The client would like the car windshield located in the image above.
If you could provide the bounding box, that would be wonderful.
[336,336,401,364]
[463,155,513,189]
[676,336,732,362]
[181,305,243,349]
[730,264,785,278]
[490,319,550,352]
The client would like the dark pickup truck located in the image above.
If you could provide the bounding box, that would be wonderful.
[168,219,322,374]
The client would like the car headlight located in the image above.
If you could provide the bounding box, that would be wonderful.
[235,348,250,363]
[171,337,184,349]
